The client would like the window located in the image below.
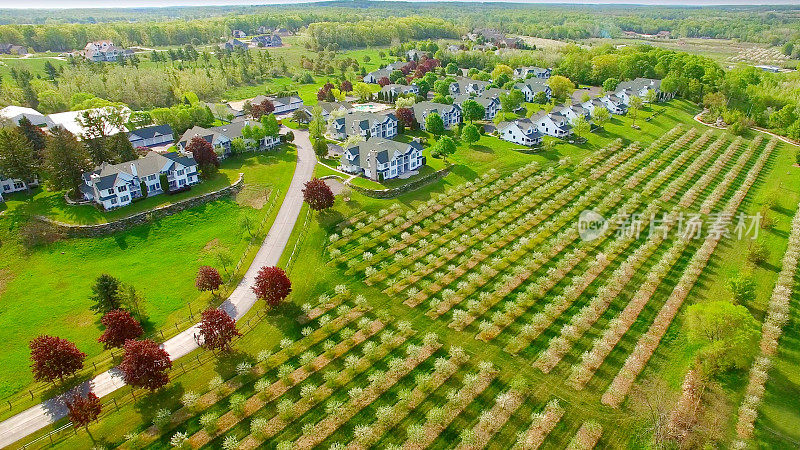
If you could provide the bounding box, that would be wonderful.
[118,185,127,192]
[110,198,117,205]
[177,169,184,176]
[120,196,129,202]
[13,181,24,189]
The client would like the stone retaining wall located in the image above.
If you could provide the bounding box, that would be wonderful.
[37,174,245,238]
[347,165,453,199]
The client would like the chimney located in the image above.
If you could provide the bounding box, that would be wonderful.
[130,162,138,178]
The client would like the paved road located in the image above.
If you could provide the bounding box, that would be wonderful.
[0,127,316,448]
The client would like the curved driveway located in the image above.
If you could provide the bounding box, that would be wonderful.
[0,127,316,448]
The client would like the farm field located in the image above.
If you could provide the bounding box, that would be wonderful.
[0,146,297,407]
[21,100,800,449]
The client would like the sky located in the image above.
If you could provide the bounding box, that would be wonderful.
[1,0,799,8]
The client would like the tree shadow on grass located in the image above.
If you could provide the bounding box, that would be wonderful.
[213,349,257,379]
[132,381,186,419]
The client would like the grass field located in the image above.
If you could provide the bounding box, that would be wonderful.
[9,100,800,449]
[0,146,297,405]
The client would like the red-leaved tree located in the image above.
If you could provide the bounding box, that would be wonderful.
[186,136,220,170]
[119,339,172,391]
[252,266,291,307]
[251,99,275,120]
[340,80,352,92]
[66,391,102,432]
[317,82,335,102]
[396,107,417,129]
[195,266,223,295]
[377,77,391,87]
[198,308,241,352]
[98,310,144,349]
[302,178,335,211]
[29,335,86,383]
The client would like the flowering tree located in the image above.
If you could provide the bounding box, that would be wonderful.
[119,339,172,390]
[302,178,335,211]
[29,335,86,383]
[195,266,223,295]
[252,266,292,307]
[198,308,241,352]
[98,309,144,349]
[66,391,102,433]
[377,77,390,87]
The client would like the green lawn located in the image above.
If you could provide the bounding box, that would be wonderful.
[0,147,297,405]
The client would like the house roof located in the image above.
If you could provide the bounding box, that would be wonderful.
[450,77,490,93]
[498,118,542,138]
[84,151,196,190]
[128,124,174,141]
[515,78,550,93]
[273,95,303,107]
[0,106,54,127]
[411,102,460,124]
[47,107,130,137]
[616,77,661,94]
[343,137,422,171]
[333,111,397,134]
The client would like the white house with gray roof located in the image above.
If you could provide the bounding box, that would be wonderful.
[555,104,591,125]
[0,175,39,198]
[599,94,628,115]
[497,118,543,146]
[513,66,551,79]
[80,152,199,210]
[127,124,174,148]
[412,102,462,130]
[272,95,304,114]
[0,106,54,128]
[380,84,419,101]
[297,101,353,122]
[329,111,398,141]
[340,137,425,181]
[178,120,279,157]
[449,77,490,96]
[514,78,552,102]
[363,62,406,84]
[453,93,500,120]
[615,78,671,103]
[532,111,573,137]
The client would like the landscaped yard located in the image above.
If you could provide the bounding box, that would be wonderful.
[11,100,800,449]
[0,146,297,407]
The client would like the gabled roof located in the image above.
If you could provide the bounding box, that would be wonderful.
[343,137,422,171]
[128,124,174,141]
[498,118,542,138]
[412,101,460,124]
[450,76,490,93]
[84,151,196,190]
[616,77,661,93]
[515,78,550,93]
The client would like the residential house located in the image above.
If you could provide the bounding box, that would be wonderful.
[412,102,462,130]
[449,77,490,96]
[127,124,174,148]
[272,95,304,114]
[446,45,461,53]
[513,66,551,80]
[555,104,591,125]
[581,98,617,117]
[497,119,543,146]
[232,30,247,39]
[363,62,405,84]
[599,94,628,115]
[220,39,248,51]
[82,41,131,62]
[498,37,523,49]
[615,77,672,103]
[256,26,272,34]
[453,93,500,120]
[274,28,291,37]
[297,101,353,122]
[329,111,398,140]
[380,84,419,101]
[178,120,280,157]
[406,49,424,61]
[0,44,27,55]
[0,106,54,127]
[340,138,425,181]
[514,78,552,102]
[80,152,199,210]
[251,34,282,48]
[205,102,245,122]
[0,175,39,197]
[532,111,573,138]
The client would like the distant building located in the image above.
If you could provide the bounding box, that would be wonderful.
[453,93,501,120]
[449,77,490,96]
[1,175,39,198]
[380,84,419,101]
[232,30,247,39]
[497,118,543,147]
[256,26,272,34]
[272,95,304,114]
[755,65,781,73]
[532,111,573,138]
[0,106,53,127]
[554,104,591,125]
[82,41,132,62]
[0,44,27,56]
[599,94,628,115]
[127,124,174,148]
[251,34,282,48]
[178,120,280,157]
[220,39,248,51]
[80,152,199,210]
[340,137,425,181]
[297,101,353,122]
[513,66,551,80]
[406,49,425,61]
[47,107,131,137]
[615,77,672,103]
[412,102,462,130]
[363,62,406,84]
